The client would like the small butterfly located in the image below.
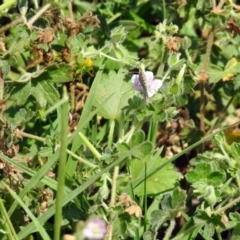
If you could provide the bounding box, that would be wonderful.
[131,63,163,102]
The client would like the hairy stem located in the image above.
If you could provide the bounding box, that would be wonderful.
[200,30,214,132]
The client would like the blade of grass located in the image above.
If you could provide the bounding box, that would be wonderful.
[2,182,51,240]
[54,87,69,240]
[17,142,145,239]
[65,62,105,185]
[0,198,18,240]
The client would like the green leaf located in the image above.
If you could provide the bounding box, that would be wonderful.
[18,0,28,17]
[207,171,224,186]
[129,157,180,196]
[203,223,214,239]
[151,210,168,229]
[9,108,34,128]
[0,60,10,76]
[8,81,31,107]
[230,212,240,222]
[116,142,130,153]
[34,64,72,84]
[207,65,224,83]
[233,75,240,90]
[161,194,172,211]
[232,223,240,237]
[130,130,145,147]
[222,58,240,81]
[186,162,212,183]
[229,143,240,160]
[93,69,135,120]
[31,81,59,107]
[171,187,186,209]
[131,142,153,159]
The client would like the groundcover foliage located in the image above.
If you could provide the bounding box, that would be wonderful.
[1,0,240,240]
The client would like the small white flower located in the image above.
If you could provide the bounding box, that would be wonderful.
[131,71,162,98]
[82,217,107,239]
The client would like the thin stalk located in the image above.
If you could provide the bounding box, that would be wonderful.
[171,225,202,240]
[19,130,45,142]
[54,87,69,240]
[0,198,18,240]
[108,119,115,148]
[213,195,240,215]
[199,79,205,132]
[107,12,121,24]
[163,219,175,240]
[108,120,119,240]
[143,162,147,233]
[162,68,171,82]
[45,96,69,117]
[66,149,97,169]
[216,229,222,240]
[215,0,225,10]
[27,4,51,28]
[78,132,101,160]
[68,0,74,20]
[200,30,214,132]
[211,0,216,8]
[19,134,98,170]
[0,72,3,101]
[69,83,75,113]
[3,182,51,240]
[107,165,119,240]
[110,166,119,207]
[0,17,22,35]
[118,112,125,140]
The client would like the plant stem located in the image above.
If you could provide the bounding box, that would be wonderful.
[0,198,18,240]
[0,17,23,35]
[200,29,214,132]
[212,196,240,215]
[215,0,225,10]
[78,131,102,160]
[68,0,74,20]
[163,219,176,240]
[108,165,119,240]
[216,229,222,240]
[66,149,97,168]
[19,130,45,142]
[27,4,51,28]
[54,87,69,240]
[108,119,115,148]
[45,97,69,117]
[199,79,205,132]
[171,224,201,240]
